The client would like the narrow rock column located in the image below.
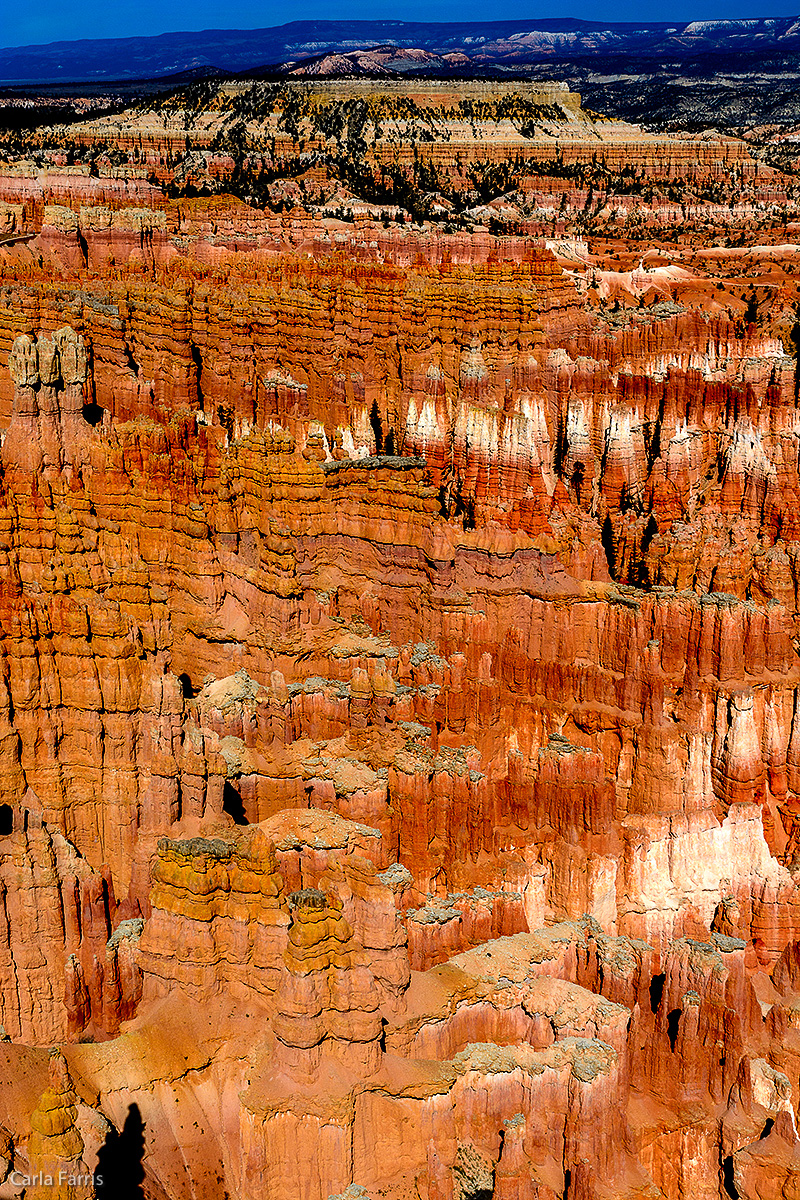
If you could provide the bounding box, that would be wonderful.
[272,887,382,1081]
[37,332,64,472]
[55,326,90,467]
[3,333,42,472]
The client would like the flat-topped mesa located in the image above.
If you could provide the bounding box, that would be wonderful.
[69,78,769,190]
[272,886,383,1080]
[3,326,90,473]
[137,828,290,1002]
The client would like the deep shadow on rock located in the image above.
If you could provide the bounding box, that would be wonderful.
[95,1104,146,1200]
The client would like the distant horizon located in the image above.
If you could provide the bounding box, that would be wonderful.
[4,5,800,54]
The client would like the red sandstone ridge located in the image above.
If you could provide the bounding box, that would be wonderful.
[2,75,800,1200]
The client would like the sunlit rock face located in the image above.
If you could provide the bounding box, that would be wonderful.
[4,73,800,1200]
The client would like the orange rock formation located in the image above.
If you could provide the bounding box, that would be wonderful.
[2,76,800,1200]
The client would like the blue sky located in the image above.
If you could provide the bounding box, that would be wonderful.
[5,0,800,50]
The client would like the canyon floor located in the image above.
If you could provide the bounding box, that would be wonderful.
[0,75,800,1200]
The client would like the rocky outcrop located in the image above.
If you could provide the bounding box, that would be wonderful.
[66,80,769,194]
[25,1052,93,1200]
[3,326,90,473]
[138,829,289,1002]
[0,803,125,1044]
[3,73,800,1200]
[272,886,383,1079]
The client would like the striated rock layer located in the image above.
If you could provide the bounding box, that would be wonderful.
[3,76,800,1200]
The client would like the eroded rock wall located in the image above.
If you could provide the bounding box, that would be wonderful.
[2,79,800,1200]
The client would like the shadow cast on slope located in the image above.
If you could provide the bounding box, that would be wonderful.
[95,1103,146,1199]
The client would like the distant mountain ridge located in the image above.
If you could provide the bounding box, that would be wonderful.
[3,15,800,84]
